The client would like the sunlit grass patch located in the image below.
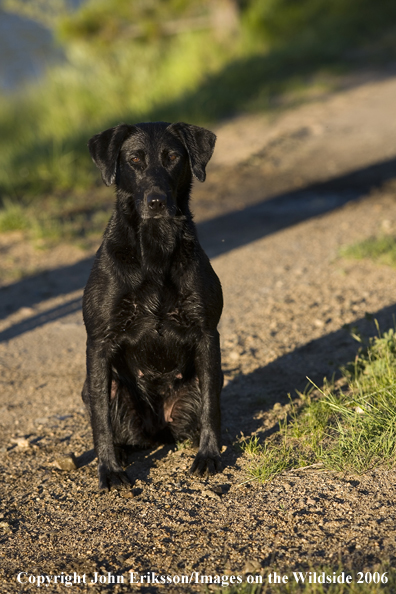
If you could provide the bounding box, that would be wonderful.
[0,29,233,200]
[247,441,309,483]
[2,0,396,200]
[243,324,396,482]
[0,189,113,247]
[340,236,396,267]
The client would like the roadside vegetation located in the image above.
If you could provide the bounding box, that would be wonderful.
[0,188,113,248]
[241,321,396,481]
[1,0,396,242]
[340,235,396,268]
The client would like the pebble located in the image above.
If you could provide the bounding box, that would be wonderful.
[243,560,262,573]
[120,491,135,499]
[201,489,221,500]
[0,522,11,533]
[35,417,49,425]
[54,454,77,471]
[11,438,30,448]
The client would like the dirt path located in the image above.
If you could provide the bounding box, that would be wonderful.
[1,71,396,592]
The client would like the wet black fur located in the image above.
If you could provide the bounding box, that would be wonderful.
[82,121,223,490]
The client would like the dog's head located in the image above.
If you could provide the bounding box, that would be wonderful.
[88,121,216,219]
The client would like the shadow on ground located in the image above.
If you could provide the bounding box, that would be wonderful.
[1,155,396,341]
[218,302,396,471]
[75,303,396,483]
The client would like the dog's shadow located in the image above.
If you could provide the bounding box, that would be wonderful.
[75,442,177,488]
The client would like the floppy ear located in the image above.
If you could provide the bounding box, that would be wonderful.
[88,124,134,186]
[168,122,216,182]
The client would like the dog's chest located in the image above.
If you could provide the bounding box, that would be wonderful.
[112,282,203,345]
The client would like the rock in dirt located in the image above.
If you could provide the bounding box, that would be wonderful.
[54,454,77,471]
[0,522,12,533]
[201,489,222,500]
[11,437,30,449]
[120,491,135,499]
[243,560,262,573]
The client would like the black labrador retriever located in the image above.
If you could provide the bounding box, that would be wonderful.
[82,121,223,490]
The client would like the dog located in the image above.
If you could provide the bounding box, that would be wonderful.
[82,121,223,490]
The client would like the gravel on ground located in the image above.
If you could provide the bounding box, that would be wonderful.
[1,70,396,592]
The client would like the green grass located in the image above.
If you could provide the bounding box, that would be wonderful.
[0,28,236,203]
[340,236,396,267]
[241,323,396,482]
[0,188,114,248]
[241,437,310,483]
[0,199,30,233]
[1,0,396,210]
[176,438,193,451]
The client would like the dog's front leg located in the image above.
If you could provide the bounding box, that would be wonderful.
[190,331,222,476]
[86,340,131,490]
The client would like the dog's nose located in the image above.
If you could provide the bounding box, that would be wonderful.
[147,192,167,213]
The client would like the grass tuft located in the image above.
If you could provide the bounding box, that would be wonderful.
[340,236,396,267]
[0,199,30,232]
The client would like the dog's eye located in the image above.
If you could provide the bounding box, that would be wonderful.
[169,153,178,162]
[131,156,141,163]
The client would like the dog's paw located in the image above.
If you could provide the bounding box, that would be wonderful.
[189,450,222,476]
[98,462,132,491]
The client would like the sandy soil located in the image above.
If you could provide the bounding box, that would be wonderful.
[1,69,396,592]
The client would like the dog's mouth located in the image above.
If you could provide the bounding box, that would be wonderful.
[141,212,172,220]
[141,204,178,220]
